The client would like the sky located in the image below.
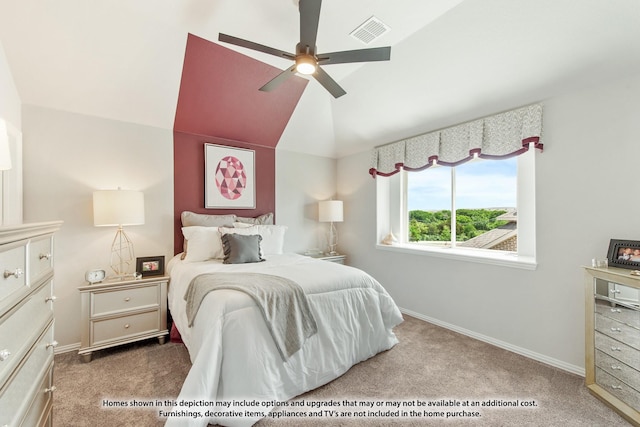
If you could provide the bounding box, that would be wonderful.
[407,157,517,211]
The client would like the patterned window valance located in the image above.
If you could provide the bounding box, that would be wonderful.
[369,104,543,178]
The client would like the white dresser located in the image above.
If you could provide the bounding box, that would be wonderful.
[585,266,640,426]
[0,221,62,427]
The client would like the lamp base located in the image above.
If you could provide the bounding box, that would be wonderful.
[110,226,135,276]
[326,221,338,256]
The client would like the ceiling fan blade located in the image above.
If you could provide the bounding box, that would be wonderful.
[313,66,346,98]
[218,33,295,60]
[317,46,391,65]
[259,65,298,92]
[299,0,322,51]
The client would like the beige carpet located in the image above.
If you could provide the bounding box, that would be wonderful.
[53,315,629,426]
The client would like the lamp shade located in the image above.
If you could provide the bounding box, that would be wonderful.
[0,119,12,171]
[319,200,343,223]
[93,189,145,226]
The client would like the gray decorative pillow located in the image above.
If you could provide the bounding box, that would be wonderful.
[221,233,265,264]
[236,212,274,225]
[181,211,237,227]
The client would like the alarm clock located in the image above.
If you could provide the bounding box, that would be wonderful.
[85,269,106,284]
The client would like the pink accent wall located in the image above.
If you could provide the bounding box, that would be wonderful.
[173,132,275,254]
[173,34,306,254]
[174,33,307,146]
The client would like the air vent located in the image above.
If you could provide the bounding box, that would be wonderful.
[349,16,390,45]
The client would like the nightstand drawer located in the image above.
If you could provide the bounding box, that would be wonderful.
[91,284,159,316]
[0,281,54,386]
[91,310,160,346]
[0,244,26,309]
[28,236,53,286]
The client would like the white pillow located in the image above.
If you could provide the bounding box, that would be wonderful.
[218,225,287,255]
[181,226,224,262]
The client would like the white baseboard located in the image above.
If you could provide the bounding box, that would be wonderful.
[54,342,80,355]
[400,308,585,377]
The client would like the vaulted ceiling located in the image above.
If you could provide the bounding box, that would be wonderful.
[1,0,639,158]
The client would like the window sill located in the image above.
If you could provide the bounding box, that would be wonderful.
[375,243,537,270]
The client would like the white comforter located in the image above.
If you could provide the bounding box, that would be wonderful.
[165,253,403,427]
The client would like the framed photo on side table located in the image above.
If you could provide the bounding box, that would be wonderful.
[136,256,165,277]
[607,239,640,269]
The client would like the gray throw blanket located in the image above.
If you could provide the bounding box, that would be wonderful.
[184,273,318,361]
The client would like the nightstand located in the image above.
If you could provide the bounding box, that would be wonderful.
[78,276,168,362]
[307,253,346,264]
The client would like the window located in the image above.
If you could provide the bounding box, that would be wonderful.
[371,104,542,269]
[376,148,536,269]
[407,157,517,251]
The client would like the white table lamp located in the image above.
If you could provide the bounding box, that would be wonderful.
[319,200,343,255]
[93,189,144,278]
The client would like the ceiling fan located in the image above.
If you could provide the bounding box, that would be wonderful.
[218,0,391,98]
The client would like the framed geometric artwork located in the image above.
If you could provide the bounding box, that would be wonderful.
[204,143,256,209]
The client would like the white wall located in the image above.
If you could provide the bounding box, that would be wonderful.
[0,40,20,128]
[275,149,337,254]
[0,39,23,225]
[20,109,335,350]
[22,105,174,350]
[337,73,640,373]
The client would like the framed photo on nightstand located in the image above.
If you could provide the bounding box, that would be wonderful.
[136,256,165,277]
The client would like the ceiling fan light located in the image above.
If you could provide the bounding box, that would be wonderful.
[295,55,317,75]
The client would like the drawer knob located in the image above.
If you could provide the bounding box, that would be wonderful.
[610,327,622,333]
[611,346,622,352]
[44,386,57,394]
[124,297,131,302]
[39,253,52,260]
[3,268,23,279]
[124,324,130,329]
[610,385,623,390]
[610,308,622,313]
[46,341,58,350]
[611,365,622,370]
[45,295,57,303]
[0,349,10,361]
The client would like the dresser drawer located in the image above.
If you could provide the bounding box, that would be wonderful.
[19,365,53,427]
[596,313,640,350]
[91,284,160,317]
[0,243,27,310]
[596,331,640,368]
[0,281,54,386]
[596,349,640,392]
[597,367,640,412]
[0,323,55,426]
[595,298,640,329]
[28,236,53,286]
[91,310,160,346]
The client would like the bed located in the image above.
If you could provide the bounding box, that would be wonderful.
[164,213,403,427]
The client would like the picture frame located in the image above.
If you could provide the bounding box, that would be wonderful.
[205,143,255,209]
[136,256,165,277]
[606,239,640,270]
